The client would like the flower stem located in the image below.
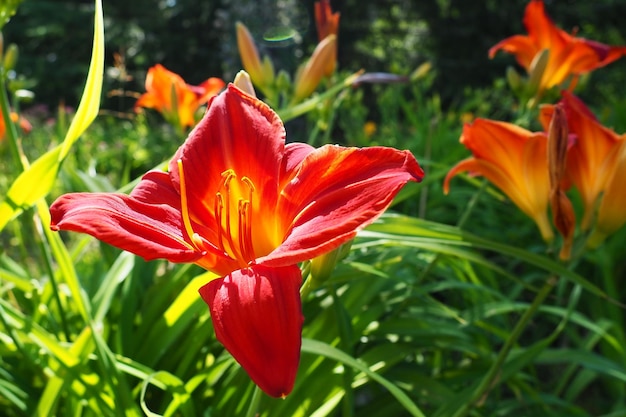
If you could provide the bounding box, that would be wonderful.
[450,275,558,417]
[0,65,24,171]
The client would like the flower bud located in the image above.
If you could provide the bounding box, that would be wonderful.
[236,22,274,88]
[547,104,575,259]
[233,70,256,97]
[293,34,336,101]
[3,43,18,72]
[526,48,550,99]
[309,240,352,288]
[505,66,522,94]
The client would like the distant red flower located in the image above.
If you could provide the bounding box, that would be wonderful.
[50,85,423,397]
[489,0,626,92]
[135,64,224,129]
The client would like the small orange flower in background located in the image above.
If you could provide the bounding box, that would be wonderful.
[0,112,32,141]
[313,0,340,77]
[314,0,339,42]
[444,119,553,241]
[134,64,225,129]
[489,0,626,93]
[540,91,626,246]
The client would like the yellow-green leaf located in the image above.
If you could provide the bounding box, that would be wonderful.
[60,0,104,160]
[0,0,104,232]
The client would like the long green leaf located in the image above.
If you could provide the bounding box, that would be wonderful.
[0,0,104,231]
[301,338,425,417]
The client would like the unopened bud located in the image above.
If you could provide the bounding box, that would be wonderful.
[3,43,18,72]
[293,34,336,101]
[547,104,575,260]
[527,48,550,98]
[233,70,256,97]
[410,61,432,81]
[236,22,273,88]
[309,240,352,288]
[505,66,522,93]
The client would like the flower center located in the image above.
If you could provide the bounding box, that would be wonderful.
[214,169,257,265]
[177,161,257,267]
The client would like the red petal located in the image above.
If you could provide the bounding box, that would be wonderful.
[279,142,315,187]
[199,264,303,398]
[168,84,285,227]
[49,174,201,264]
[259,145,424,266]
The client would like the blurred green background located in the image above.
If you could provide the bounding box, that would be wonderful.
[6,0,626,111]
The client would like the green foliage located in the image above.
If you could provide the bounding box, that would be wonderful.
[2,1,626,417]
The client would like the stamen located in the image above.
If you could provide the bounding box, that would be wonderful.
[177,159,199,250]
[177,159,228,258]
[241,177,256,261]
[214,193,225,251]
[213,170,257,264]
[221,170,237,256]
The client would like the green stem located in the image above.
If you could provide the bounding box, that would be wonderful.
[277,70,363,122]
[330,283,355,417]
[245,384,262,417]
[450,275,558,417]
[36,214,71,341]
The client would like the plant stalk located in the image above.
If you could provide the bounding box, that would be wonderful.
[450,275,558,417]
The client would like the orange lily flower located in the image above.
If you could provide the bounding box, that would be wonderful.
[539,91,625,231]
[315,0,340,41]
[444,119,553,241]
[540,91,626,245]
[588,140,626,246]
[0,112,31,141]
[489,0,626,92]
[135,64,225,129]
[50,85,423,397]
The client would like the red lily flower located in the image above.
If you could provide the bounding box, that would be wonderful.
[135,64,225,129]
[489,0,626,92]
[50,85,423,397]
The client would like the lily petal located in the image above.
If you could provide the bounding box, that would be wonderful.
[591,141,626,244]
[199,264,303,398]
[169,85,284,218]
[50,190,201,264]
[260,145,424,266]
[445,119,552,241]
[543,91,624,229]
